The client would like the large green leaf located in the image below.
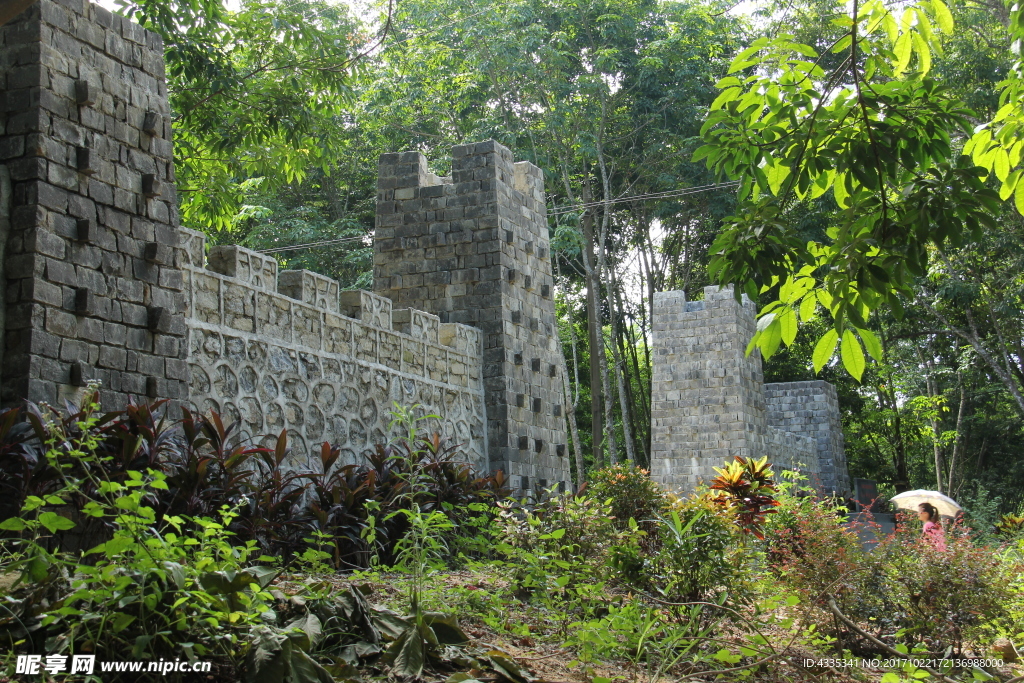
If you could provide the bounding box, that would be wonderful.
[423,613,470,646]
[381,626,426,677]
[840,330,866,381]
[485,652,533,683]
[812,329,839,373]
[37,512,75,533]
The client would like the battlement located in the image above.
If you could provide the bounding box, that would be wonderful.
[178,228,486,469]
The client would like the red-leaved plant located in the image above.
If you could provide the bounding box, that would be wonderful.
[708,456,779,539]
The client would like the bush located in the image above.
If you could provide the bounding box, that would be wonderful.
[763,487,869,644]
[611,492,752,611]
[0,391,509,572]
[0,392,515,680]
[494,492,620,598]
[587,463,667,532]
[860,524,1013,654]
[765,480,1015,655]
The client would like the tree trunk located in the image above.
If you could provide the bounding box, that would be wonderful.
[560,352,586,490]
[606,264,636,463]
[946,379,967,497]
[918,348,946,494]
[581,185,604,467]
[594,133,617,465]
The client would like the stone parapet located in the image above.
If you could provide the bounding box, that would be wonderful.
[178,228,487,471]
[765,380,848,494]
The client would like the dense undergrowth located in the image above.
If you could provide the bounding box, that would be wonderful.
[1,392,1023,683]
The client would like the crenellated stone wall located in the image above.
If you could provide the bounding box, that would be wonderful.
[178,228,489,471]
[650,285,839,493]
[3,0,844,493]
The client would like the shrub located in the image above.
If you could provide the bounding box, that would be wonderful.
[494,492,620,600]
[0,393,509,572]
[763,488,868,640]
[765,482,1015,655]
[861,524,1013,654]
[611,492,752,611]
[588,463,667,533]
[708,456,780,539]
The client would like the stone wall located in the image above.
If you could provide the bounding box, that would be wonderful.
[765,381,849,495]
[650,285,831,493]
[373,142,570,491]
[179,228,488,471]
[0,0,185,410]
[2,0,845,493]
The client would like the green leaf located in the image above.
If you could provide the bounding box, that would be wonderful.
[37,512,75,533]
[893,32,912,74]
[486,652,533,683]
[382,627,425,677]
[812,329,839,373]
[767,159,790,196]
[799,293,817,322]
[994,149,1010,182]
[833,173,850,207]
[0,517,27,531]
[1016,176,1024,216]
[999,170,1020,201]
[858,328,883,360]
[779,307,798,346]
[423,612,470,645]
[930,0,954,32]
[112,612,137,633]
[760,317,784,358]
[840,330,866,381]
[911,31,931,74]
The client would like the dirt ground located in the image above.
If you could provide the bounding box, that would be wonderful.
[273,569,1024,683]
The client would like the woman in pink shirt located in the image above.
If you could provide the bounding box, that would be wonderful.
[918,502,947,551]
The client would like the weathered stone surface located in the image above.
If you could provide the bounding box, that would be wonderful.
[180,228,488,471]
[649,285,846,494]
[765,381,849,495]
[0,0,186,411]
[374,142,569,492]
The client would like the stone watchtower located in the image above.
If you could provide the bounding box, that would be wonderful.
[0,0,186,411]
[650,285,848,495]
[373,141,570,490]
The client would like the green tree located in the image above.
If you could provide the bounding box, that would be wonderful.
[695,0,1021,381]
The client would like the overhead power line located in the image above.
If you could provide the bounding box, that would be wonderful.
[257,236,368,254]
[257,180,741,253]
[547,180,741,217]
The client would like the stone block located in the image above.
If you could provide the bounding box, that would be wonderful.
[207,244,276,289]
[278,269,340,312]
[339,290,392,328]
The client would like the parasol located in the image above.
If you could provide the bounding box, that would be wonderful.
[890,490,962,517]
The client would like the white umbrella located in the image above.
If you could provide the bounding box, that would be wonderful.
[890,490,962,517]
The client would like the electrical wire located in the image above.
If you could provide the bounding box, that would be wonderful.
[547,180,741,217]
[257,236,369,253]
[257,180,741,253]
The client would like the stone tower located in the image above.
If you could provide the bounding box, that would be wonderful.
[650,285,843,493]
[0,0,186,411]
[373,141,570,490]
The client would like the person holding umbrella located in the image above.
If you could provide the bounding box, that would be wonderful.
[890,490,962,551]
[917,501,947,551]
